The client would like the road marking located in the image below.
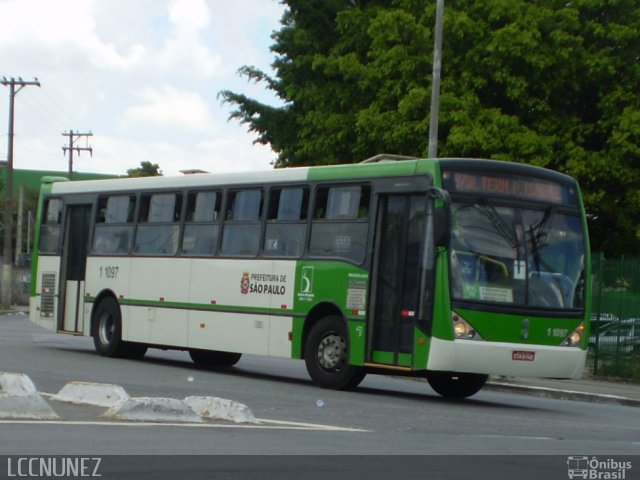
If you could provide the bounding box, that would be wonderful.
[255,418,368,432]
[0,419,369,432]
[469,434,554,441]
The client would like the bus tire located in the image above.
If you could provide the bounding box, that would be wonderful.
[426,371,488,399]
[92,297,147,359]
[189,350,242,367]
[304,316,365,390]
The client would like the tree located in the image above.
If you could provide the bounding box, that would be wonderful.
[126,161,163,177]
[220,0,640,255]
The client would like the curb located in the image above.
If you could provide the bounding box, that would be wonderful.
[485,381,640,408]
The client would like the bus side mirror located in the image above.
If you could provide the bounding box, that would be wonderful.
[428,187,451,248]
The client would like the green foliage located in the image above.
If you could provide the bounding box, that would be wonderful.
[126,161,163,177]
[220,0,640,255]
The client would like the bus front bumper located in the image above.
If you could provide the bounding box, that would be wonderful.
[426,337,587,379]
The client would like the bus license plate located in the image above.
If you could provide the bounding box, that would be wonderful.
[512,351,535,362]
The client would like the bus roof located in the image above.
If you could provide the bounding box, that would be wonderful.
[45,158,427,195]
[44,157,575,195]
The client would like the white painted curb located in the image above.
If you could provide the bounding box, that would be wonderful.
[0,372,58,420]
[184,396,259,424]
[51,381,129,408]
[101,397,203,423]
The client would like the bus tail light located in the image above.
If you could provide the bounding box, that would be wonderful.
[561,323,585,347]
[452,312,484,341]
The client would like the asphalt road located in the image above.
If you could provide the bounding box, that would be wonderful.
[1,312,639,479]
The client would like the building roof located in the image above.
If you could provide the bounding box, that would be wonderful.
[0,166,118,193]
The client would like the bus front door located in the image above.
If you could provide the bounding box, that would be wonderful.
[58,204,92,334]
[369,195,427,368]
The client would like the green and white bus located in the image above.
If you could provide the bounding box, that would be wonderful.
[29,156,590,398]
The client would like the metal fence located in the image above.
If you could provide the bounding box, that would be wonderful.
[588,253,640,380]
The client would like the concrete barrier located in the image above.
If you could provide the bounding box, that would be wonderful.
[0,372,37,395]
[51,381,129,408]
[0,372,58,420]
[101,397,203,423]
[184,396,258,424]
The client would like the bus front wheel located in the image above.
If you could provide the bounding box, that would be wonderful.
[304,316,365,390]
[426,371,488,399]
[189,350,242,367]
[92,297,147,359]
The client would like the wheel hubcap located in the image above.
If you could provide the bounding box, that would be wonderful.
[317,333,345,371]
[98,314,114,345]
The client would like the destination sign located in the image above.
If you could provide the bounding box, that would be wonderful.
[443,171,570,204]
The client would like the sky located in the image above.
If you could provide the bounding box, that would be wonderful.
[0,0,286,176]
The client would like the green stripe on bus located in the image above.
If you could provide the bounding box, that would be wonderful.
[84,296,363,323]
[307,161,419,181]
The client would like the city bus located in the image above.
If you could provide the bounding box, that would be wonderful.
[29,156,591,398]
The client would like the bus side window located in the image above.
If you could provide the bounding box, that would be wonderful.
[263,187,309,258]
[181,190,221,256]
[134,193,182,256]
[39,198,63,254]
[221,189,264,257]
[92,195,136,255]
[309,185,370,264]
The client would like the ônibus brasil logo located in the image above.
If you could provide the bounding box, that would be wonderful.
[567,456,632,479]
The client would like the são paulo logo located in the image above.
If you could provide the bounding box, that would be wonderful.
[240,272,250,295]
[240,272,287,296]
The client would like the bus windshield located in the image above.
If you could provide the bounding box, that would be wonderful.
[449,200,586,310]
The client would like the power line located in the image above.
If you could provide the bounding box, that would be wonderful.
[18,90,69,133]
[40,86,82,128]
[13,135,67,166]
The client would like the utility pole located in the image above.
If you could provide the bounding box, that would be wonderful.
[1,76,40,308]
[62,130,93,180]
[428,0,444,158]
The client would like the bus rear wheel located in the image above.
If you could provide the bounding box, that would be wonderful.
[92,297,147,359]
[426,371,488,399]
[189,350,242,367]
[304,316,365,390]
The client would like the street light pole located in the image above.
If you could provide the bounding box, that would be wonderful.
[428,0,444,159]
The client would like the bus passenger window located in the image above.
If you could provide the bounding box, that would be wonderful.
[182,191,220,256]
[39,198,63,254]
[309,185,370,264]
[221,189,263,256]
[92,195,136,255]
[134,193,182,255]
[263,187,309,258]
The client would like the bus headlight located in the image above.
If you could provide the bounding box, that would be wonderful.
[561,323,585,347]
[453,320,469,337]
[452,312,484,341]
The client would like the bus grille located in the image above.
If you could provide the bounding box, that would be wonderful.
[40,273,56,318]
